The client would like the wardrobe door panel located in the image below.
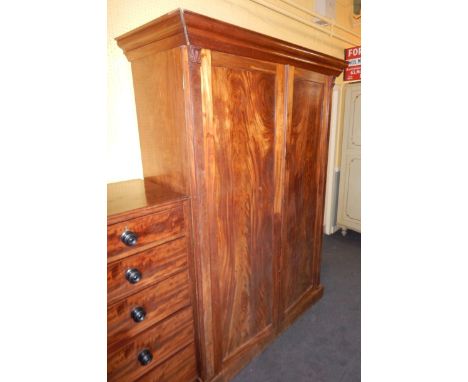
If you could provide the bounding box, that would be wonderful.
[282,69,328,315]
[202,51,278,369]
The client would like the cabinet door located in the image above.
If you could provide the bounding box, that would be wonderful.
[339,153,361,225]
[199,50,282,374]
[281,68,332,324]
[337,82,361,232]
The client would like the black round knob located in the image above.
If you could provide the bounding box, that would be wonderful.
[131,307,146,323]
[138,349,153,366]
[125,268,142,284]
[121,230,138,246]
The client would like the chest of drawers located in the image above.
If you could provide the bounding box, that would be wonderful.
[107,179,199,381]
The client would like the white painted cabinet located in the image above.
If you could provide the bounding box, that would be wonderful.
[337,82,361,234]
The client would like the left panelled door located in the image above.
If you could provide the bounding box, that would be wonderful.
[199,49,284,376]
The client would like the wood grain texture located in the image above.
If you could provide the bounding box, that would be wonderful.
[108,306,195,381]
[281,68,327,314]
[311,74,335,288]
[280,284,324,332]
[116,12,345,380]
[107,237,188,305]
[185,47,216,380]
[107,181,199,381]
[182,187,205,380]
[136,342,198,382]
[272,64,288,333]
[107,178,188,223]
[183,10,346,76]
[107,206,185,261]
[206,52,277,370]
[209,325,275,382]
[116,9,186,62]
[211,51,277,74]
[131,47,189,194]
[108,270,192,347]
[116,9,347,75]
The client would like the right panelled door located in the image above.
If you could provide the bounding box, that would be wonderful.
[280,67,332,324]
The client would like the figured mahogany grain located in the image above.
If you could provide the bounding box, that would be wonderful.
[186,47,216,380]
[131,47,189,194]
[281,69,327,313]
[107,206,185,261]
[206,52,277,368]
[116,11,346,380]
[136,342,198,382]
[107,178,187,221]
[107,306,195,381]
[108,270,192,347]
[310,73,335,289]
[107,237,188,305]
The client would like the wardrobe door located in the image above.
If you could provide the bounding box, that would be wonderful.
[199,50,282,375]
[280,67,332,324]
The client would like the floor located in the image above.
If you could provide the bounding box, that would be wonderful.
[232,230,361,382]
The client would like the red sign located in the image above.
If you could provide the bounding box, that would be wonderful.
[344,46,361,81]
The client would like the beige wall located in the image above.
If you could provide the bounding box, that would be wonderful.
[107,0,361,183]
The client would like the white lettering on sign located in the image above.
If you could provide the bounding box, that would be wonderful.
[352,47,361,57]
[344,46,361,81]
[348,58,361,66]
[345,46,361,60]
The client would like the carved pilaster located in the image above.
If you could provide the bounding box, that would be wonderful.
[188,46,201,64]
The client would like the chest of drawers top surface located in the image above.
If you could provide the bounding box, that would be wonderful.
[107,178,189,224]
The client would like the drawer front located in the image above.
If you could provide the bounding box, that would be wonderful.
[108,237,188,305]
[107,206,185,260]
[108,270,192,346]
[136,343,198,382]
[108,307,194,382]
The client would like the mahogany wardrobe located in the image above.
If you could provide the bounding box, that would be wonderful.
[113,8,346,382]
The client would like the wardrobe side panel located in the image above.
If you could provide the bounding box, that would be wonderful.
[131,47,188,193]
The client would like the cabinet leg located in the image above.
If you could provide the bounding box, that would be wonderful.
[341,228,347,237]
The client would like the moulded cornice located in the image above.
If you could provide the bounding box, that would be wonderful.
[116,8,347,76]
